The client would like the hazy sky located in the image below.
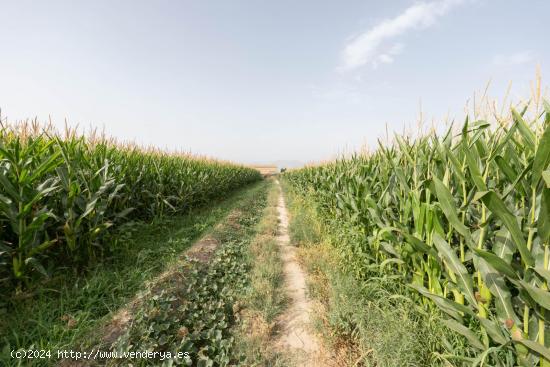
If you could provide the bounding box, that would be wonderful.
[0,0,548,164]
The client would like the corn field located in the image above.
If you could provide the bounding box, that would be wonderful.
[284,100,550,366]
[0,121,261,291]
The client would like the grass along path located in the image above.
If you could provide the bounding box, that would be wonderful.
[282,179,470,366]
[1,181,267,367]
[232,179,288,366]
[76,180,272,366]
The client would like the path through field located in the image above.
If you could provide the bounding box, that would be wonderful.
[274,181,324,366]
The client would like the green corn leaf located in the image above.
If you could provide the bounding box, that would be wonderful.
[25,257,49,278]
[538,188,550,241]
[393,166,410,192]
[516,280,550,310]
[81,197,99,219]
[543,170,550,188]
[494,156,518,183]
[55,166,71,189]
[0,193,18,225]
[462,144,487,191]
[512,108,536,152]
[411,284,474,321]
[473,249,518,279]
[447,149,467,183]
[0,193,13,207]
[476,190,534,266]
[441,319,485,350]
[115,207,135,219]
[0,173,21,202]
[401,232,438,257]
[161,198,176,211]
[432,177,473,245]
[493,228,515,264]
[488,123,518,162]
[380,242,400,258]
[28,239,57,257]
[0,143,16,163]
[24,212,57,240]
[22,179,60,216]
[515,339,550,361]
[533,267,550,283]
[380,258,404,270]
[502,163,532,200]
[28,150,62,183]
[477,317,509,345]
[475,255,519,325]
[532,122,550,187]
[433,234,477,307]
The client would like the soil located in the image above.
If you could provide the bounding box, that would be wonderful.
[273,181,327,366]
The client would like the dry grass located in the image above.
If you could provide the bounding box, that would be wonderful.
[249,165,279,177]
[234,180,289,366]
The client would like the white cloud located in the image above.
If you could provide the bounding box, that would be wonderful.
[492,51,533,66]
[339,0,464,71]
[374,43,404,67]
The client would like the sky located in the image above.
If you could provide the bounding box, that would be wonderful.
[0,0,548,165]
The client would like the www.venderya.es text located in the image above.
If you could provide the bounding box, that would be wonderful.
[11,349,190,361]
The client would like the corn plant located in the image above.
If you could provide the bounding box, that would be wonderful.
[284,100,550,366]
[0,134,61,283]
[0,122,261,291]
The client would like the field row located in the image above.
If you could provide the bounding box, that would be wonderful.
[0,123,261,292]
[284,101,550,366]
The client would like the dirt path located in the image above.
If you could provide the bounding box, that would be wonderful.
[63,208,246,366]
[274,181,324,366]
